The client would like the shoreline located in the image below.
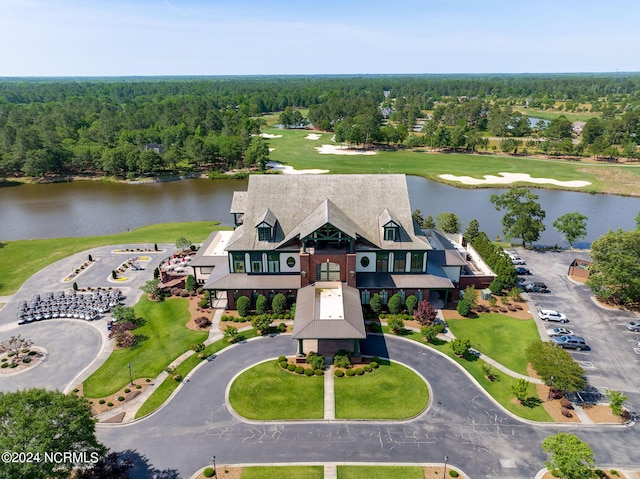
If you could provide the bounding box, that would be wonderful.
[2,164,640,199]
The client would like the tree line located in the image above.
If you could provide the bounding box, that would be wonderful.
[2,73,640,178]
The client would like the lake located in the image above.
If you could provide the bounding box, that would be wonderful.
[1,176,639,247]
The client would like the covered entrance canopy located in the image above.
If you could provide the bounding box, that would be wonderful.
[292,281,366,357]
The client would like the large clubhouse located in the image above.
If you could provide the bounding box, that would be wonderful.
[191,174,493,355]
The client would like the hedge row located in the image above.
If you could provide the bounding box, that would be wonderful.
[279,359,323,376]
[222,313,291,322]
[334,362,378,377]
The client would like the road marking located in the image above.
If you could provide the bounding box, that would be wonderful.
[577,361,595,369]
[499,459,516,468]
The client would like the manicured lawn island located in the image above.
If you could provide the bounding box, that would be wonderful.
[382,327,553,422]
[0,221,229,296]
[239,466,323,479]
[334,360,429,420]
[337,466,427,479]
[83,296,207,398]
[229,360,324,420]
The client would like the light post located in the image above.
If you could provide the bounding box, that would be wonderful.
[211,455,217,477]
[547,375,555,400]
[127,362,133,386]
[443,455,448,477]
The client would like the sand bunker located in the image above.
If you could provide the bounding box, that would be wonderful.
[305,133,322,140]
[314,144,377,156]
[439,172,591,187]
[266,161,329,175]
[260,133,283,138]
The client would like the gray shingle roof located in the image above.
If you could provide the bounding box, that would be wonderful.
[226,174,429,252]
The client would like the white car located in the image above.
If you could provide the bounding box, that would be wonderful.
[538,309,569,323]
[546,327,573,337]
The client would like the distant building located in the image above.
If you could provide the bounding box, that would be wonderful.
[144,143,164,154]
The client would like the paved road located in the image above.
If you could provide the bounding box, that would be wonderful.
[516,249,640,410]
[0,244,173,393]
[96,334,640,479]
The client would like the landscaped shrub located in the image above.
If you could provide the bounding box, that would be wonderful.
[255,294,268,314]
[287,363,296,372]
[237,296,251,317]
[314,369,324,376]
[561,407,573,418]
[1,364,8,369]
[560,397,573,409]
[203,467,215,478]
[180,289,190,297]
[450,337,471,357]
[370,361,378,369]
[277,355,286,363]
[333,350,351,369]
[594,470,606,478]
[369,322,382,333]
[272,293,287,315]
[22,357,31,363]
[387,317,405,334]
[124,388,131,393]
[387,293,403,314]
[369,293,382,316]
[421,323,445,343]
[145,378,151,382]
[278,322,286,333]
[335,370,344,377]
[107,402,113,407]
[173,374,182,382]
[117,396,125,401]
[73,281,79,291]
[295,365,304,374]
[283,313,290,320]
[306,351,325,370]
[449,471,459,478]
[355,367,365,375]
[405,295,418,314]
[99,399,105,404]
[279,360,288,369]
[489,278,503,295]
[456,299,472,317]
[185,274,196,292]
[304,368,314,376]
[135,385,142,389]
[364,365,372,373]
[346,369,356,377]
[195,316,212,328]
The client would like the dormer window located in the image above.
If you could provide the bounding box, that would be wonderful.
[258,225,271,241]
[384,227,397,241]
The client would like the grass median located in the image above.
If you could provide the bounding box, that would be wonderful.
[338,466,426,479]
[334,360,428,420]
[239,466,323,479]
[83,296,207,398]
[229,360,324,420]
[0,221,228,296]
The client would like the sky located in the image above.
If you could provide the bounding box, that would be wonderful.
[0,0,638,77]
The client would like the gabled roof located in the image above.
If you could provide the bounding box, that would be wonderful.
[226,175,430,251]
[278,198,368,247]
[255,208,277,227]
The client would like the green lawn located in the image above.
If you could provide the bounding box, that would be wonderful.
[337,466,425,479]
[83,296,208,397]
[334,361,428,420]
[229,360,324,420]
[265,127,640,195]
[382,327,552,422]
[0,221,229,296]
[135,329,259,418]
[514,108,600,123]
[240,466,323,479]
[445,313,540,375]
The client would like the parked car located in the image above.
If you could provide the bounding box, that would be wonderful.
[524,282,548,293]
[511,256,526,265]
[552,335,587,350]
[546,327,573,337]
[538,309,568,323]
[515,267,531,275]
[626,321,640,332]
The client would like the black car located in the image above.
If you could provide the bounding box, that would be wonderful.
[515,267,531,275]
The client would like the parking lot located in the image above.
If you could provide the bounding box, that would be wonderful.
[514,248,640,409]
